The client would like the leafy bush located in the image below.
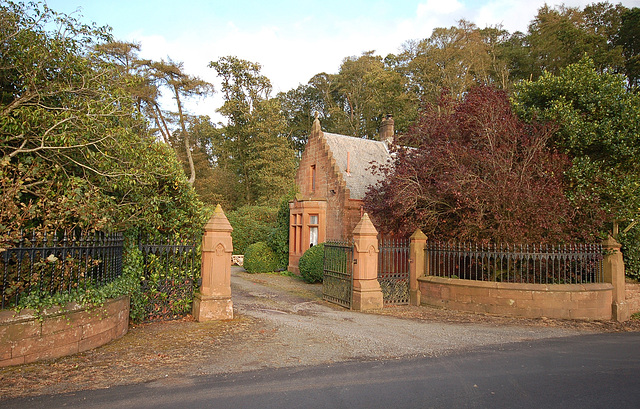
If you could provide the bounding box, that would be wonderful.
[299,243,325,283]
[244,241,279,274]
[228,205,278,255]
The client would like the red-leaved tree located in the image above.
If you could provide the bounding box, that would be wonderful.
[364,86,605,243]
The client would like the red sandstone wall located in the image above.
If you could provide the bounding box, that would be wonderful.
[418,276,613,320]
[625,283,640,314]
[0,296,129,367]
[295,132,364,242]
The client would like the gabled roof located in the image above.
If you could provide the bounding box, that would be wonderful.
[321,132,391,200]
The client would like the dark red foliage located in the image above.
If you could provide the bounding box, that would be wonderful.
[364,86,604,244]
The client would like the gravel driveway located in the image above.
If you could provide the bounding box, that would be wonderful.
[228,269,584,369]
[1,267,635,400]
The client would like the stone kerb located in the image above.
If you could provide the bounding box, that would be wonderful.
[193,204,234,321]
[351,213,383,311]
[603,236,630,322]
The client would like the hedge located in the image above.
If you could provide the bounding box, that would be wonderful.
[243,241,279,274]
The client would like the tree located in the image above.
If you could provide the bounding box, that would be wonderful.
[513,57,640,222]
[364,86,603,243]
[513,56,640,276]
[147,59,213,185]
[617,7,640,88]
[333,51,417,139]
[179,116,226,206]
[276,84,323,156]
[92,41,215,188]
[0,1,205,239]
[209,56,296,207]
[278,52,418,141]
[524,4,625,79]
[394,20,511,103]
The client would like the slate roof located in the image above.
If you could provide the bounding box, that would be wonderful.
[322,132,391,200]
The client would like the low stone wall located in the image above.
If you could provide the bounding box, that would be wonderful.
[626,283,640,315]
[0,296,129,367]
[418,276,613,320]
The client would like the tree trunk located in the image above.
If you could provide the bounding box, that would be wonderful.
[173,85,196,185]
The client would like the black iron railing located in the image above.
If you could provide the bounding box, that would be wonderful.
[426,242,604,284]
[378,239,410,305]
[1,231,124,309]
[138,235,200,321]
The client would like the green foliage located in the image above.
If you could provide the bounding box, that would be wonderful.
[0,1,207,240]
[243,241,279,274]
[119,235,146,322]
[619,225,640,281]
[618,7,640,88]
[184,116,231,207]
[267,192,294,270]
[513,56,640,276]
[524,4,624,80]
[298,243,325,284]
[394,21,510,105]
[227,205,278,255]
[209,56,296,208]
[138,244,201,321]
[514,57,640,221]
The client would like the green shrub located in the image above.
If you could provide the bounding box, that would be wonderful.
[299,243,325,283]
[227,205,278,255]
[244,241,279,274]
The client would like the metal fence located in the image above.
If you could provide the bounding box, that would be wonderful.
[1,231,124,309]
[323,241,353,309]
[426,242,604,284]
[138,235,200,321]
[378,239,410,305]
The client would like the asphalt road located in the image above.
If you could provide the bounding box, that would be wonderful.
[5,332,640,409]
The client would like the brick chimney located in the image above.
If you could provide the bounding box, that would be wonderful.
[379,114,394,144]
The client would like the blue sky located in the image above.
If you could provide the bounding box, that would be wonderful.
[46,0,640,119]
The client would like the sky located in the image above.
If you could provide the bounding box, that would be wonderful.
[46,0,640,121]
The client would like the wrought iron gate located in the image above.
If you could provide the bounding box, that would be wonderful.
[378,239,410,305]
[322,241,353,309]
[139,236,200,321]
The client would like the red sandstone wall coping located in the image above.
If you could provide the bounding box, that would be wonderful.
[0,296,130,367]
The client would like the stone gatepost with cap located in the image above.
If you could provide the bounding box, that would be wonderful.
[351,213,384,311]
[603,235,630,322]
[193,204,233,321]
[409,229,427,306]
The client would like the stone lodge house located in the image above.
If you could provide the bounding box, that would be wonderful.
[288,116,394,273]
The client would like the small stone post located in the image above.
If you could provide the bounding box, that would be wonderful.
[193,204,233,321]
[351,213,384,311]
[409,229,427,306]
[603,235,629,322]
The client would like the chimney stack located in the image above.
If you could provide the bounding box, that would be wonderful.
[379,114,394,144]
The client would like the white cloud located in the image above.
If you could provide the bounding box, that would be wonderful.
[417,0,464,18]
[125,0,636,123]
